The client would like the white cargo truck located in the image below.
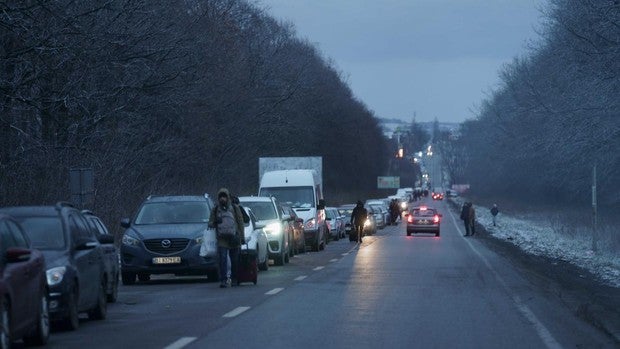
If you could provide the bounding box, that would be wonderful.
[258,157,327,252]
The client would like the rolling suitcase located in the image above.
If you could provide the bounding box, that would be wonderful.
[236,244,258,285]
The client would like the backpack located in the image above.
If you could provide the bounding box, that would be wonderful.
[216,206,237,238]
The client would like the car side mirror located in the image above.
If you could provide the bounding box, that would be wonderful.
[5,247,31,263]
[98,235,115,245]
[120,218,131,228]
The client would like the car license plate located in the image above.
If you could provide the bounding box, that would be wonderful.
[418,220,429,225]
[152,257,181,264]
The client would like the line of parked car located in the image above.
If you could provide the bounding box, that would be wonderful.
[0,192,352,348]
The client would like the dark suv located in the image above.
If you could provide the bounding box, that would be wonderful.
[0,203,108,330]
[120,195,217,284]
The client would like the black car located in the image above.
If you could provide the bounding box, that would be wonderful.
[0,203,108,331]
[82,210,119,302]
[120,195,217,284]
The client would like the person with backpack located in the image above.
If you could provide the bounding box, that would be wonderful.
[209,188,245,288]
[351,201,368,243]
[490,204,499,226]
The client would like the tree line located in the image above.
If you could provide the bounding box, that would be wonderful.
[442,0,619,209]
[0,0,388,230]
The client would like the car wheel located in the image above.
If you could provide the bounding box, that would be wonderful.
[300,238,306,253]
[274,246,285,266]
[407,232,411,236]
[206,269,219,282]
[0,298,11,349]
[137,273,150,282]
[312,235,320,252]
[436,232,440,237]
[23,294,50,346]
[88,281,107,320]
[284,249,290,264]
[258,247,269,271]
[333,231,340,241]
[107,273,119,303]
[61,286,80,331]
[121,272,136,286]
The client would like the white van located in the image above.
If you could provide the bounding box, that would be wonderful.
[259,170,327,252]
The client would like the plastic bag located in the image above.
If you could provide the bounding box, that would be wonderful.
[199,228,217,257]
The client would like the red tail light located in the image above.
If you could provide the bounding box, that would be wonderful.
[433,215,440,223]
[407,215,414,223]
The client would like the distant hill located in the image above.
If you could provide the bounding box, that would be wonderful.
[377,118,459,138]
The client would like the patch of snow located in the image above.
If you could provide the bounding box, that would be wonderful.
[452,197,620,288]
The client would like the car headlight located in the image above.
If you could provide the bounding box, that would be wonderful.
[46,266,67,286]
[264,222,282,235]
[195,235,204,244]
[363,220,371,227]
[400,202,407,209]
[122,233,140,246]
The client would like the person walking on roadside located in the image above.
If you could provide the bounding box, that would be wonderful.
[209,188,245,288]
[490,204,499,226]
[468,203,477,236]
[351,201,368,244]
[460,202,472,236]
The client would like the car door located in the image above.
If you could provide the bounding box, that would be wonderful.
[0,220,34,332]
[88,217,117,286]
[68,213,100,309]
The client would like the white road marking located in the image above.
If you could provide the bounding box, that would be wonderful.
[313,266,325,271]
[222,306,251,318]
[329,258,339,262]
[294,275,307,281]
[341,253,349,256]
[265,288,284,295]
[163,337,197,349]
[447,207,562,349]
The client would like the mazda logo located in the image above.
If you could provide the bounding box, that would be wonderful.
[161,239,172,248]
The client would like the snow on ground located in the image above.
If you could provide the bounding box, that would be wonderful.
[451,197,620,288]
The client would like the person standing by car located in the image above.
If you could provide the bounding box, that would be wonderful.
[490,204,499,226]
[351,201,368,244]
[460,202,472,236]
[209,188,244,288]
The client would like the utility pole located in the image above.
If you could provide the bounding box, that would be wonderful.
[592,164,598,252]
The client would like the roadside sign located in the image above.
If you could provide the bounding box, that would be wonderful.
[377,176,400,189]
[70,168,94,209]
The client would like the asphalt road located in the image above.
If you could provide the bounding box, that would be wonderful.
[39,198,616,349]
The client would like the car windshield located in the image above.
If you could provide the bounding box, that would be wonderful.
[326,209,338,219]
[259,186,315,208]
[16,216,66,250]
[134,202,211,225]
[241,202,277,221]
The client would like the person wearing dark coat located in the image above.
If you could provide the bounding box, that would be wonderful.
[460,202,472,236]
[351,201,368,243]
[490,204,499,226]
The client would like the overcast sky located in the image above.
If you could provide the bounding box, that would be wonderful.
[259,0,544,123]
